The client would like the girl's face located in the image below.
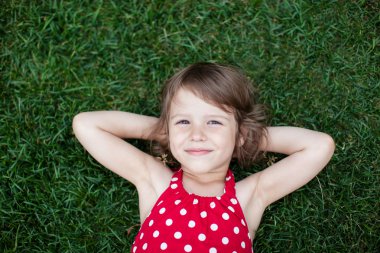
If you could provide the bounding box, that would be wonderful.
[168,88,239,175]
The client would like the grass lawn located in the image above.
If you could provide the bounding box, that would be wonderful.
[1,0,379,252]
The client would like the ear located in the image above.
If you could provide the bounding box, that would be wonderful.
[238,126,248,147]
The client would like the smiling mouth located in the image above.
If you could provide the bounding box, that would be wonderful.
[185,149,212,156]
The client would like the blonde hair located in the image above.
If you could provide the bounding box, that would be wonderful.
[151,62,267,168]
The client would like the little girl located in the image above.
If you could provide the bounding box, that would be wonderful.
[73,62,335,253]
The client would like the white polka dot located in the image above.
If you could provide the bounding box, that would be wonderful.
[232,251,237,253]
[184,244,192,252]
[172,177,178,181]
[241,241,246,248]
[188,220,196,228]
[159,207,166,214]
[222,213,229,220]
[143,243,148,250]
[139,232,144,239]
[160,242,167,250]
[175,199,181,205]
[200,211,207,218]
[209,247,217,253]
[133,246,137,253]
[248,232,251,239]
[157,200,163,205]
[171,183,178,189]
[210,202,216,208]
[226,176,231,181]
[230,198,238,205]
[228,206,235,212]
[198,233,206,241]
[180,208,187,215]
[166,219,173,226]
[210,223,218,231]
[193,199,199,204]
[153,230,159,238]
[222,237,229,245]
[234,227,240,234]
[149,220,154,226]
[216,196,221,200]
[241,219,246,226]
[174,231,182,239]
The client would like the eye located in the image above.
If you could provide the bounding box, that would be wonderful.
[176,120,190,125]
[208,120,222,125]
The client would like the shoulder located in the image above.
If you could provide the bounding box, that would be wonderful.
[149,158,175,193]
[137,156,174,195]
[235,172,267,235]
[235,172,262,210]
[136,157,176,221]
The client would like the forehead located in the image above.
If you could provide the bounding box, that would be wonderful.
[170,88,233,118]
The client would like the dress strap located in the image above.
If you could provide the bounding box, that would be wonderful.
[224,169,236,196]
[171,168,236,198]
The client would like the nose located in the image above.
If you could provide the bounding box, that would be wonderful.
[190,124,206,141]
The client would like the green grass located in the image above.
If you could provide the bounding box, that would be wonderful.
[1,0,379,252]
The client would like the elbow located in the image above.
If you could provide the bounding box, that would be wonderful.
[72,112,90,136]
[319,133,336,160]
[324,133,335,153]
[72,113,82,137]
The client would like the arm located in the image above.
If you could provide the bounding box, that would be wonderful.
[72,111,168,186]
[255,126,335,207]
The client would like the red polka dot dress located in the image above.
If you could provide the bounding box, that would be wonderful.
[131,169,253,253]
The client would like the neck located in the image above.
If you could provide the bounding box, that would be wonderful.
[182,170,227,197]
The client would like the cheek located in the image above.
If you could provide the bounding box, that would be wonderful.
[168,140,181,162]
[225,131,239,152]
[168,130,180,152]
